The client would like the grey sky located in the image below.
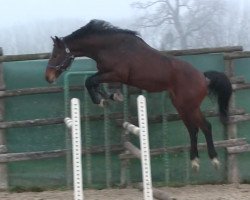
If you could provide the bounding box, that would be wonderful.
[0,0,138,27]
[1,0,249,54]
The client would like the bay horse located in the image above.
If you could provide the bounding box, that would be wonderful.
[45,19,232,171]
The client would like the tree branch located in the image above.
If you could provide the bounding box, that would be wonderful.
[132,0,167,9]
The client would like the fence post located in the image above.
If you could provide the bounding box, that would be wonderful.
[224,59,239,183]
[120,85,131,187]
[0,47,8,190]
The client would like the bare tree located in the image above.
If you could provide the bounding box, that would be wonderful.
[132,0,226,49]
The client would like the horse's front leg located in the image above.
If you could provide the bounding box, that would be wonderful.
[96,85,124,102]
[85,74,104,106]
[85,72,123,106]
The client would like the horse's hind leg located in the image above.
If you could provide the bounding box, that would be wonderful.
[181,115,200,171]
[185,108,219,169]
[170,94,201,171]
[199,115,220,169]
[180,107,219,170]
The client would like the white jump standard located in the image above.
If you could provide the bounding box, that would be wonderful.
[65,98,84,200]
[123,95,171,200]
[123,95,153,200]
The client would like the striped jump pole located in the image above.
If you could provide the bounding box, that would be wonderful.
[64,98,84,200]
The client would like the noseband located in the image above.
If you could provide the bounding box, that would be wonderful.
[48,38,75,72]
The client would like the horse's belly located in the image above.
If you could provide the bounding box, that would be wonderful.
[129,79,168,92]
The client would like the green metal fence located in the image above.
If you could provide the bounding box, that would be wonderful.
[1,49,250,190]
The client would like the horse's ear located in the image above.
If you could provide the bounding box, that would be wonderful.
[51,36,56,43]
[55,36,60,42]
[51,36,63,47]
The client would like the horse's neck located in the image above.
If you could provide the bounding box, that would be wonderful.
[67,36,115,60]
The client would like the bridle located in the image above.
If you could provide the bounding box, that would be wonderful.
[48,38,75,72]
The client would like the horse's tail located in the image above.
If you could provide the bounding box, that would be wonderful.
[204,71,232,124]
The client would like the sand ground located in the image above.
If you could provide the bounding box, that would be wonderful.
[0,184,250,200]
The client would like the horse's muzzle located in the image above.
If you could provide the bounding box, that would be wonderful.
[45,68,58,83]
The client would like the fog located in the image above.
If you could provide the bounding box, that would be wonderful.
[0,0,249,55]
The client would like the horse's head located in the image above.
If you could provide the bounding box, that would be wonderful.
[45,36,74,83]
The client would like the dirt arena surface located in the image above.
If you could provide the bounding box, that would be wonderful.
[0,184,250,200]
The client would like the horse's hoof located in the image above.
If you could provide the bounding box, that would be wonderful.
[211,158,220,170]
[98,99,109,107]
[113,92,124,102]
[191,158,200,172]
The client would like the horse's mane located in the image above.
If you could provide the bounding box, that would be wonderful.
[66,19,139,40]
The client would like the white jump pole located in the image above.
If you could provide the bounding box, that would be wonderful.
[65,98,84,200]
[137,95,153,200]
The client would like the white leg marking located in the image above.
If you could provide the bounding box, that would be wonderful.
[113,91,124,102]
[98,99,108,107]
[211,158,220,170]
[191,157,200,172]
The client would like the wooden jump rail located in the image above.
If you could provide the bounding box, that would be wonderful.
[0,108,244,129]
[0,53,50,62]
[224,51,250,60]
[0,77,247,99]
[0,144,123,163]
[0,75,245,99]
[0,85,85,98]
[0,46,243,62]
[162,46,243,56]
[120,138,248,160]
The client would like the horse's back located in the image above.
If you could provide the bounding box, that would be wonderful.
[133,40,208,106]
[118,38,174,91]
[126,39,206,95]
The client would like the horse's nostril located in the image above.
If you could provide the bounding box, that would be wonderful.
[45,73,55,83]
[46,76,52,83]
